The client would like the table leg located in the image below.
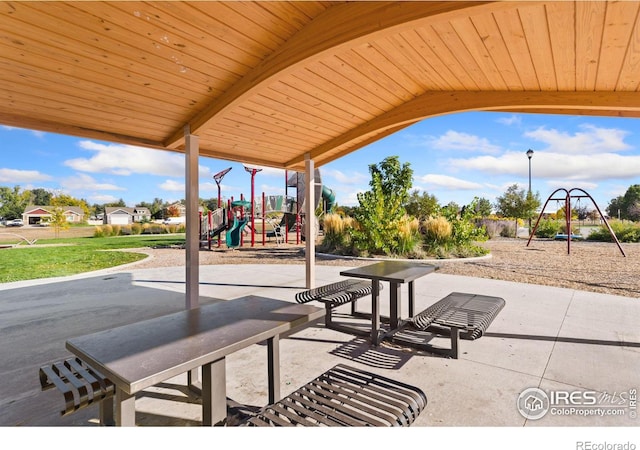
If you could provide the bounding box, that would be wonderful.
[202,357,227,426]
[267,336,280,403]
[371,279,380,345]
[100,395,115,426]
[389,282,401,329]
[408,281,415,318]
[115,388,135,426]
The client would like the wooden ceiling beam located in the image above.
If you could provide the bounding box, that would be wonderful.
[286,90,640,168]
[164,1,502,149]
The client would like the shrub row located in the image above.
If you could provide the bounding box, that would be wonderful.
[94,223,185,237]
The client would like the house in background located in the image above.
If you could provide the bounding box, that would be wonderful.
[103,206,151,225]
[22,205,85,225]
[132,206,151,223]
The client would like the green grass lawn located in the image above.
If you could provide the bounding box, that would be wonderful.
[0,235,186,283]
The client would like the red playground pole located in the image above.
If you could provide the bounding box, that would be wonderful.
[262,192,266,246]
[244,165,262,247]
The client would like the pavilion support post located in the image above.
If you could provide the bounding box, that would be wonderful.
[185,126,201,392]
[185,127,200,309]
[305,154,315,289]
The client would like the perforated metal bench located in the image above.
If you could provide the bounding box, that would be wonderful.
[246,364,427,426]
[39,357,115,425]
[295,279,381,335]
[393,292,505,358]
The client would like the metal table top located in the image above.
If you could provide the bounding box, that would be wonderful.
[340,260,437,284]
[66,296,323,395]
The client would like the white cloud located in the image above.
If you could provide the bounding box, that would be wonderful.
[0,168,52,183]
[417,174,485,190]
[66,141,189,177]
[241,165,285,178]
[429,130,501,154]
[1,125,45,138]
[525,124,631,154]
[159,179,184,192]
[322,168,369,185]
[545,180,598,192]
[339,189,364,207]
[448,151,640,181]
[496,115,522,126]
[61,173,125,191]
[89,194,121,204]
[259,183,285,195]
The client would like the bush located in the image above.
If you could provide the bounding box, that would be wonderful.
[499,223,516,238]
[103,224,114,237]
[94,226,105,237]
[131,223,142,235]
[535,219,560,238]
[142,223,165,234]
[320,213,358,254]
[423,216,452,244]
[587,220,640,243]
[397,215,420,255]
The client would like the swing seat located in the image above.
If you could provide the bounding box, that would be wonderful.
[554,233,583,241]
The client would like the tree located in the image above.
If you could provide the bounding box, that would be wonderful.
[474,197,493,217]
[51,193,90,221]
[0,185,31,220]
[621,184,640,221]
[494,184,541,236]
[352,156,414,254]
[166,204,181,217]
[404,189,439,220]
[606,196,624,219]
[30,188,52,205]
[50,206,70,238]
[104,198,127,208]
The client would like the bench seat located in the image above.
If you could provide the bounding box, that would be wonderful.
[39,357,115,424]
[393,292,505,358]
[246,364,426,427]
[295,279,381,335]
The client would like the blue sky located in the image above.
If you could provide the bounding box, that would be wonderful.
[2,111,640,214]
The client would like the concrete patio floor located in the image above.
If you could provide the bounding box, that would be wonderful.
[1,262,638,445]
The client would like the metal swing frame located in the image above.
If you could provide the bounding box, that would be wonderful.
[526,187,625,257]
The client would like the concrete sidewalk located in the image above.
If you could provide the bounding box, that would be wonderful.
[1,263,639,428]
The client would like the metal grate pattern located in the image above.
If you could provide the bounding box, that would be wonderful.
[412,292,505,340]
[39,357,114,417]
[247,364,426,427]
[295,279,378,306]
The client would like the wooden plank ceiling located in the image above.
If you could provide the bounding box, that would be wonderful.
[2,1,640,172]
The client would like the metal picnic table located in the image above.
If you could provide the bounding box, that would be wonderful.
[65,295,323,426]
[340,260,437,345]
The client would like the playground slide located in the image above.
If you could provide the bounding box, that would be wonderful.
[321,185,336,212]
[226,216,248,248]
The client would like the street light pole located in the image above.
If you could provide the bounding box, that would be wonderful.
[526,149,534,232]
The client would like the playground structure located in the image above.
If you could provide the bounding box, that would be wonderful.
[199,167,336,249]
[527,187,625,257]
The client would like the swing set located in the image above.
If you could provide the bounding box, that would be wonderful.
[526,187,625,257]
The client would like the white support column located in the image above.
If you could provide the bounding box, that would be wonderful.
[185,127,199,310]
[304,154,315,289]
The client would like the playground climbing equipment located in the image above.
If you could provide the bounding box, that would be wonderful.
[527,187,625,257]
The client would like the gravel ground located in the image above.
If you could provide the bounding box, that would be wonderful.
[125,237,640,299]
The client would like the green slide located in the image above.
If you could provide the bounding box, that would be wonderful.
[226,216,248,248]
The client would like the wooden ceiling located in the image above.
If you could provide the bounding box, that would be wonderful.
[2,1,640,172]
